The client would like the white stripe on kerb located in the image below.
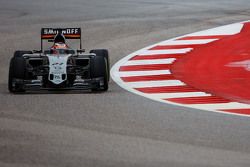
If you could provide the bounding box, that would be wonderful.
[159,39,217,45]
[118,70,171,77]
[126,80,185,88]
[123,58,176,66]
[138,48,192,55]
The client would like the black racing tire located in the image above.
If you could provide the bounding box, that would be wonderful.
[90,55,109,92]
[8,58,15,92]
[90,49,110,82]
[8,52,29,93]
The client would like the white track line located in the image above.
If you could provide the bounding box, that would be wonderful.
[118,70,171,77]
[189,102,250,110]
[127,80,185,88]
[150,92,211,99]
[123,58,176,66]
[186,23,243,36]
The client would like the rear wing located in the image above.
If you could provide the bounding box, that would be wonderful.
[41,28,82,51]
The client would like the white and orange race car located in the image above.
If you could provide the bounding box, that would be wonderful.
[8,28,109,93]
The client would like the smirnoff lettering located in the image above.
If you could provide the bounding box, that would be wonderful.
[43,28,79,35]
[62,29,78,34]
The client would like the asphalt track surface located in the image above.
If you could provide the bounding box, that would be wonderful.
[1,0,250,167]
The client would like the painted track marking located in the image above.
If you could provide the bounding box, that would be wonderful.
[111,21,250,117]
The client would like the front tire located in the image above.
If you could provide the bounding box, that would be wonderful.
[90,55,109,92]
[90,49,110,82]
[8,51,30,93]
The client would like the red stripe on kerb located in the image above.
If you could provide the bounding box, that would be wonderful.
[130,54,182,60]
[121,74,175,82]
[150,44,200,50]
[119,64,172,71]
[178,35,227,40]
[221,109,250,115]
[166,96,231,104]
[135,85,198,93]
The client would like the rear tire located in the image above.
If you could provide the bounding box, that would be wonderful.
[90,55,109,92]
[8,51,29,93]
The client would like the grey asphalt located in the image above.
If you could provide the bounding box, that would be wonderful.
[1,0,250,167]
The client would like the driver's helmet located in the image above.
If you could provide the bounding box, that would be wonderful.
[51,42,68,49]
[50,42,69,54]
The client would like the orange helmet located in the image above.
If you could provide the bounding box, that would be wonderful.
[50,43,69,54]
[50,33,69,54]
[51,43,68,49]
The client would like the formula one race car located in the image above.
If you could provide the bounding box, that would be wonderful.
[8,28,109,93]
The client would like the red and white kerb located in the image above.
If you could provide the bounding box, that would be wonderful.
[111,21,250,117]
